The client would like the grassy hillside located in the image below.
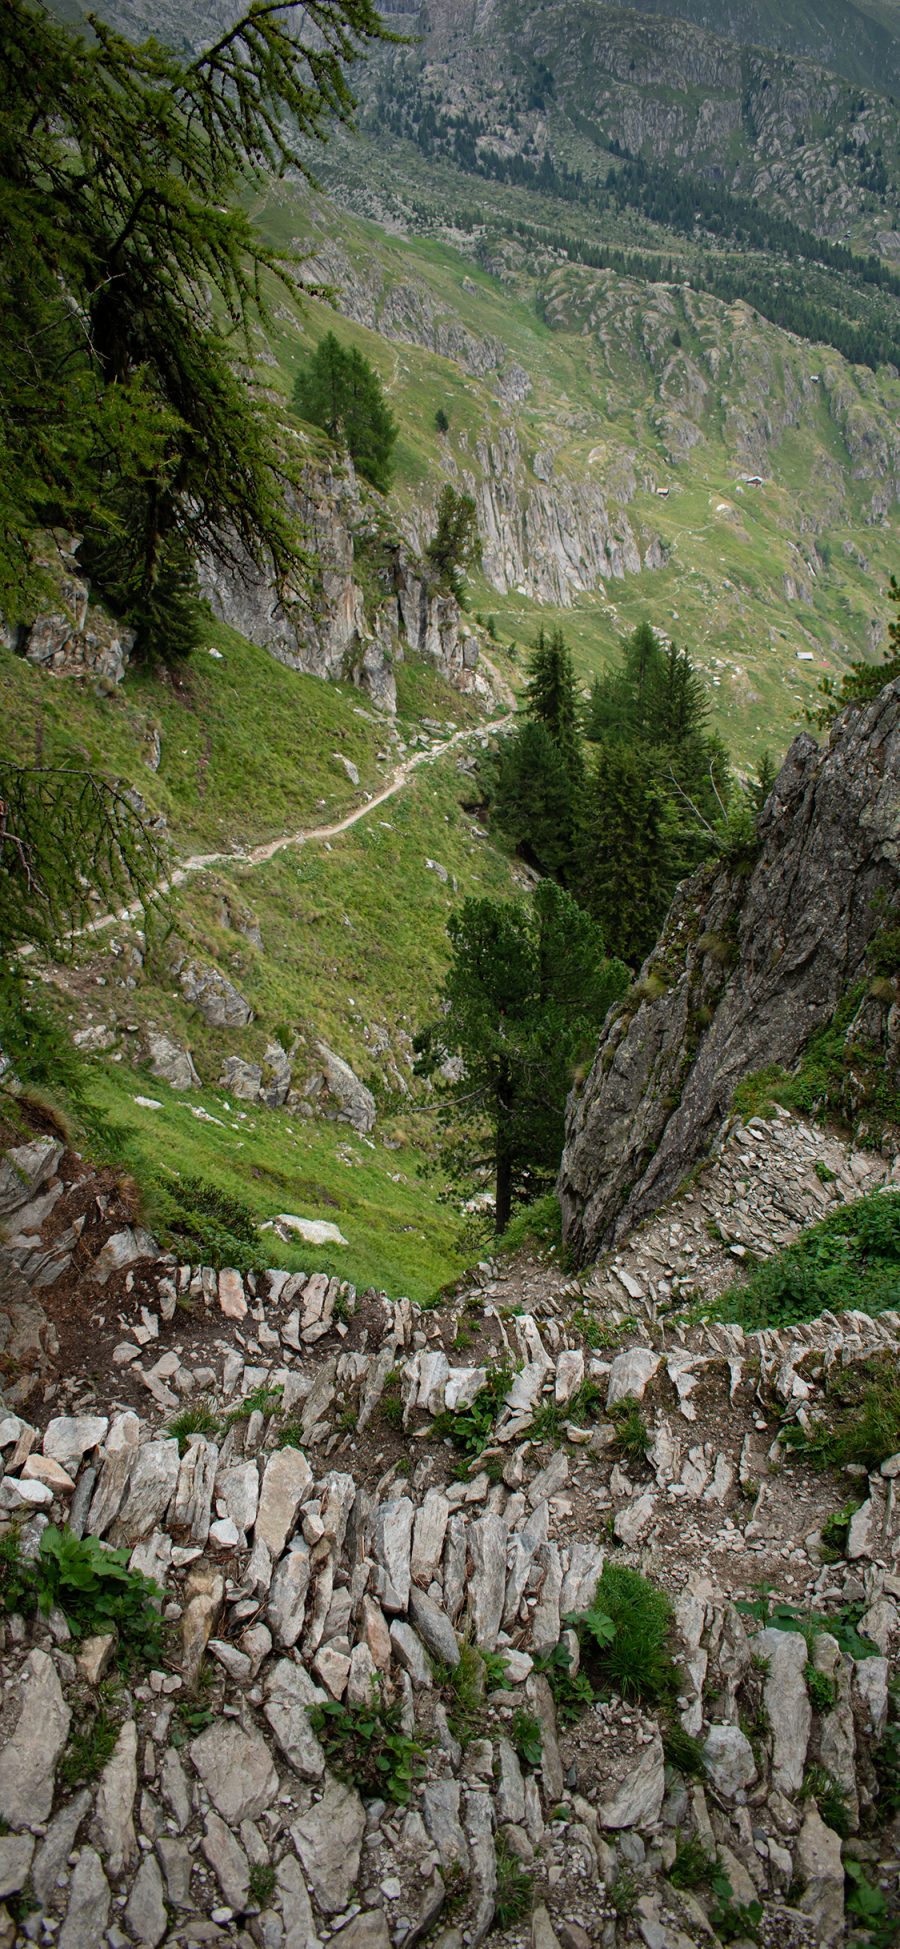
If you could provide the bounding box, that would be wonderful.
[253,180,897,771]
[5,613,526,1303]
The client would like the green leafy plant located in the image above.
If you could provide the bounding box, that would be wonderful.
[30,1526,163,1664]
[709,1867,763,1943]
[493,1837,533,1928]
[432,1363,512,1461]
[171,1698,215,1746]
[821,1501,862,1562]
[736,1592,879,1663]
[310,1692,427,1805]
[532,1640,596,1726]
[844,1859,892,1945]
[510,1709,543,1769]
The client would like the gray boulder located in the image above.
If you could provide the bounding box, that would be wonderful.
[146,1033,200,1091]
[314,1040,376,1133]
[219,1055,263,1100]
[180,962,253,1028]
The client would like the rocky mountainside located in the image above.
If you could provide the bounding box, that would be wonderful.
[367,0,900,256]
[559,680,900,1262]
[2,1093,900,1947]
[199,455,486,717]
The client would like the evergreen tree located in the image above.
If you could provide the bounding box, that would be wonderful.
[814,576,900,721]
[415,883,626,1232]
[293,333,398,491]
[0,0,387,640]
[425,485,481,596]
[490,720,577,880]
[525,627,584,780]
[575,742,678,966]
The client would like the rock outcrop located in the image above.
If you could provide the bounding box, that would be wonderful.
[1,536,134,683]
[559,682,900,1262]
[200,457,482,714]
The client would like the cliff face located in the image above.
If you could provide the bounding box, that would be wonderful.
[558,681,900,1261]
[200,458,483,714]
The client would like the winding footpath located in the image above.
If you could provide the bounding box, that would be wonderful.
[77,706,514,944]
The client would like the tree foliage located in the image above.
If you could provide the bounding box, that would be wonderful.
[425,485,481,596]
[0,765,164,963]
[293,331,398,491]
[814,576,900,722]
[415,882,627,1232]
[486,619,749,966]
[0,0,387,651]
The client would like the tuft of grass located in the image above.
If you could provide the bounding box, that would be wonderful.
[806,1665,839,1715]
[166,1402,220,1454]
[662,1718,706,1778]
[801,1764,852,1837]
[379,1370,405,1429]
[493,1838,533,1929]
[582,1564,679,1706]
[248,1862,277,1909]
[608,1395,652,1465]
[225,1383,284,1425]
[669,1832,714,1890]
[608,1869,639,1918]
[60,1701,122,1789]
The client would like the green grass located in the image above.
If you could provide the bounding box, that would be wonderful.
[254,167,900,769]
[702,1189,900,1331]
[493,1838,534,1928]
[0,621,387,857]
[781,1357,900,1473]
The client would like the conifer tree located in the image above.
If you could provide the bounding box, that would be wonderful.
[525,627,584,781]
[0,0,388,640]
[576,742,677,966]
[415,882,626,1232]
[293,333,398,491]
[425,486,481,596]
